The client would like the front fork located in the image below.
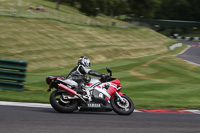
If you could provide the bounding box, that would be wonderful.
[115,91,126,103]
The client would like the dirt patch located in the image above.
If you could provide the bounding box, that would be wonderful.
[129,71,168,82]
[130,55,170,71]
[128,55,170,82]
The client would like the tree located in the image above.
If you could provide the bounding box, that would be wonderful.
[67,0,77,7]
[105,0,120,17]
[78,0,130,18]
[103,0,130,17]
[154,0,190,20]
[56,0,62,10]
[128,0,161,19]
[188,0,200,21]
[79,0,99,17]
[96,0,107,14]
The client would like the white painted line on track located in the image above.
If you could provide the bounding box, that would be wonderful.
[174,45,191,56]
[133,110,142,112]
[185,110,200,114]
[180,59,200,66]
[0,101,199,114]
[0,101,51,108]
[0,101,142,112]
[0,101,142,113]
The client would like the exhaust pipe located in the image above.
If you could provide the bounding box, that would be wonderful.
[58,83,77,96]
[58,84,86,103]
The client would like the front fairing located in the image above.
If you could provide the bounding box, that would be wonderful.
[109,78,121,86]
[87,77,123,100]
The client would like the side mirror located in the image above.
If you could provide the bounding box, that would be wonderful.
[106,67,112,76]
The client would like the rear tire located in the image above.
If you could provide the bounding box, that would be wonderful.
[111,95,134,115]
[50,90,78,113]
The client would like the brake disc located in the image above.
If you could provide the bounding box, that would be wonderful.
[116,98,130,111]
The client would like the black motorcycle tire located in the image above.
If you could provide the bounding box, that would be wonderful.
[50,90,78,113]
[111,95,134,115]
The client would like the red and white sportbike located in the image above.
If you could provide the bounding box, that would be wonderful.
[46,67,134,115]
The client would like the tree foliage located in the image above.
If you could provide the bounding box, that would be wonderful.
[188,0,200,21]
[127,0,160,19]
[79,0,99,17]
[79,0,130,17]
[154,0,190,20]
[50,0,200,21]
[154,0,200,21]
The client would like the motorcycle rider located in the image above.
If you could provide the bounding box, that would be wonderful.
[66,56,110,90]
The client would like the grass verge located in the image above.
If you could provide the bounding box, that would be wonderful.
[1,44,200,110]
[1,14,199,110]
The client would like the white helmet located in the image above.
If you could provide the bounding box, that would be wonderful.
[78,56,90,68]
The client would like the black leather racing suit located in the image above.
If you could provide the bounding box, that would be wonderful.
[66,65,102,89]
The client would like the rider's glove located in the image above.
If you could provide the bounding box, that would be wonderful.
[101,73,111,81]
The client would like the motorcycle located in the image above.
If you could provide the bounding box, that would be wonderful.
[46,67,134,115]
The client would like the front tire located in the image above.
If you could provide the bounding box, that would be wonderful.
[111,95,134,115]
[50,90,78,113]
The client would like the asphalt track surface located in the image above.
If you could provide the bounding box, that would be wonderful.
[0,105,200,133]
[176,40,200,65]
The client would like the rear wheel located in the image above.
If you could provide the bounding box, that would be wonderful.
[50,90,78,113]
[111,95,134,115]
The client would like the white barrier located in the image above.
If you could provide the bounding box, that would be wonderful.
[194,37,200,41]
[169,43,183,50]
[170,35,200,41]
[185,37,191,40]
[177,36,182,39]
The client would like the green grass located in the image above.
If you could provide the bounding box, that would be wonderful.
[1,46,200,110]
[0,0,132,27]
[0,0,200,110]
[0,16,173,71]
[126,54,200,110]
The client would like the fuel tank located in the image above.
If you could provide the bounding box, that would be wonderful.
[89,78,101,85]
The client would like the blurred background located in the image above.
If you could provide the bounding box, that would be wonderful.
[0,0,200,110]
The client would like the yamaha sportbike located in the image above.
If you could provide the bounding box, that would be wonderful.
[46,67,134,115]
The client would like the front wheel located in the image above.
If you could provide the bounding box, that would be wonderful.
[111,95,134,115]
[50,90,78,113]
